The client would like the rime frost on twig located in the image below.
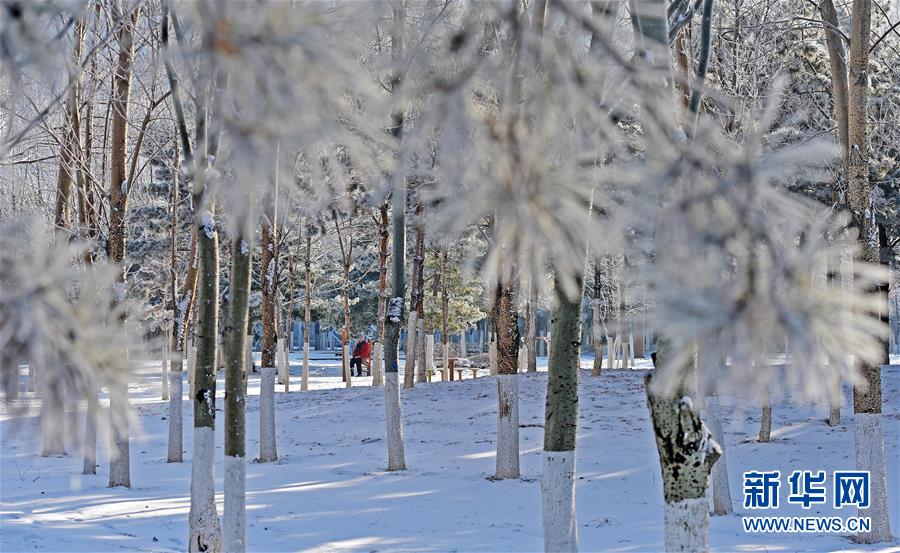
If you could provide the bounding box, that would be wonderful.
[240,240,249,256]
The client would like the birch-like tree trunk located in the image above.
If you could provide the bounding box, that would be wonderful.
[188,194,221,553]
[223,228,252,553]
[107,3,140,488]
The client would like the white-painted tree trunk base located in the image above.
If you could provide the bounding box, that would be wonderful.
[853,413,892,543]
[372,342,383,386]
[489,338,498,377]
[664,497,709,552]
[404,316,417,389]
[259,367,278,462]
[542,450,578,553]
[188,344,196,398]
[422,335,434,383]
[189,426,221,553]
[83,392,98,474]
[705,395,733,516]
[40,379,67,456]
[108,381,130,488]
[223,454,246,553]
[161,352,169,401]
[167,368,184,463]
[302,348,310,391]
[343,344,351,388]
[415,320,427,383]
[495,374,520,479]
[384,372,406,471]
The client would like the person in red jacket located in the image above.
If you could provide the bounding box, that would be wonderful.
[350,334,371,377]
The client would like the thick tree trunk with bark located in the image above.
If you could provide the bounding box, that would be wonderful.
[542,275,583,552]
[259,196,278,461]
[845,0,892,543]
[646,372,720,551]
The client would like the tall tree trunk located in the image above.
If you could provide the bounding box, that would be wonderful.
[162,9,198,466]
[494,281,520,479]
[189,192,221,553]
[405,199,426,388]
[302,234,313,391]
[846,0,891,543]
[591,263,604,376]
[223,228,252,553]
[343,260,352,387]
[632,1,723,549]
[525,278,538,372]
[383,0,407,471]
[542,275,582,552]
[374,204,390,386]
[54,20,83,231]
[107,4,140,489]
[259,177,278,462]
[440,251,450,380]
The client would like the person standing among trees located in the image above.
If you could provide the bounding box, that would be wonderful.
[350,334,371,377]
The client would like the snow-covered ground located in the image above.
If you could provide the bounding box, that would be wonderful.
[2,354,898,552]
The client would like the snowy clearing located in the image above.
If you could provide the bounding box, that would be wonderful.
[1,354,898,552]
